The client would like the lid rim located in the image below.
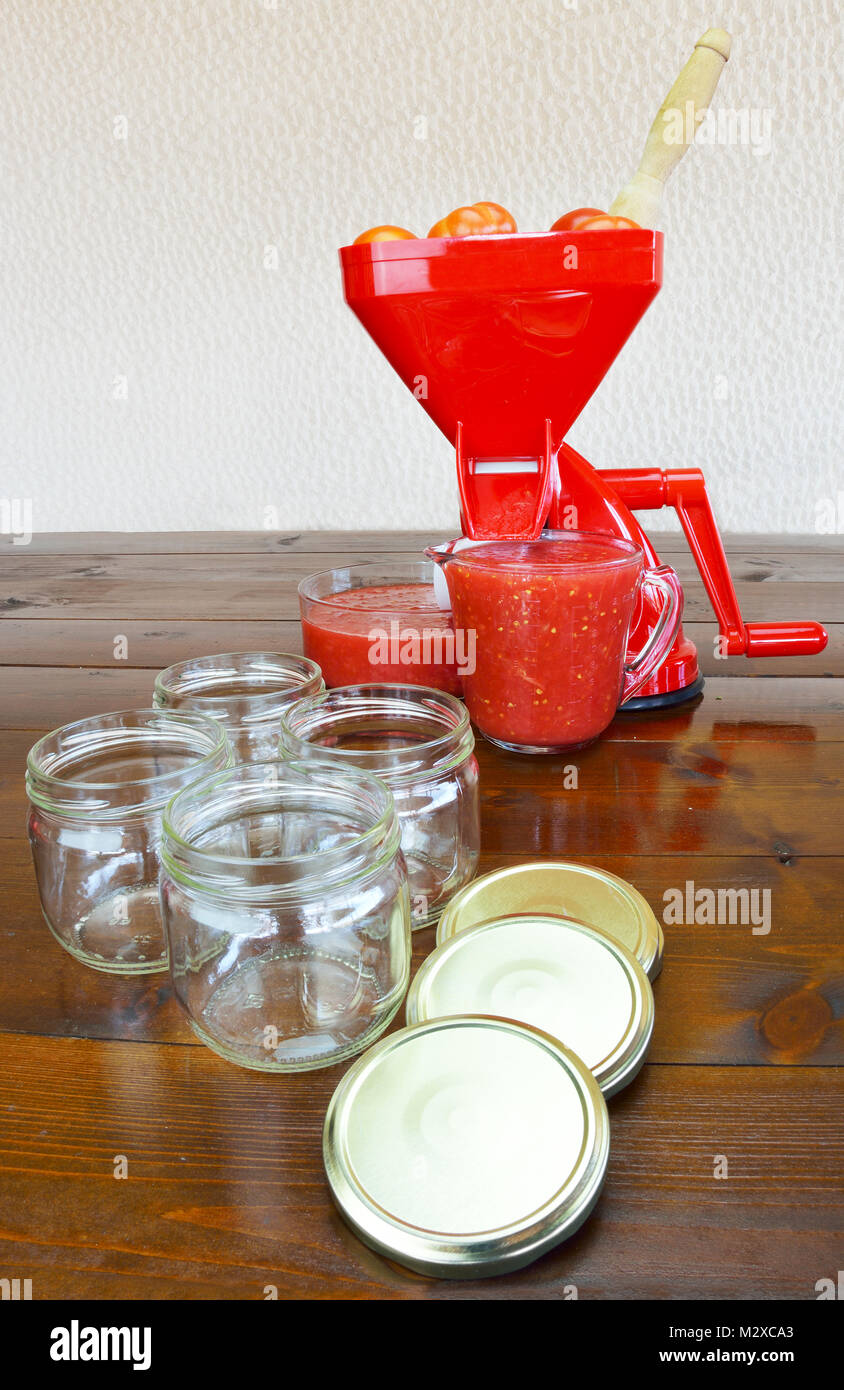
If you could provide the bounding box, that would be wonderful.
[26,708,231,815]
[297,560,445,614]
[323,1014,610,1279]
[438,532,644,575]
[278,684,474,786]
[409,914,654,1099]
[159,757,400,897]
[436,859,664,981]
[153,651,325,722]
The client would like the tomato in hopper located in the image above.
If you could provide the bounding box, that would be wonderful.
[550,208,641,231]
[427,202,518,238]
[353,225,418,243]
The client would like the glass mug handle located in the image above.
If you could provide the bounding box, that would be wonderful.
[620,565,684,704]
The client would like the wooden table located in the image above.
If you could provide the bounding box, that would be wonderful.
[1,530,841,1301]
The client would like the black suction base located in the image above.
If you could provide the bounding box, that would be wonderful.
[620,675,706,712]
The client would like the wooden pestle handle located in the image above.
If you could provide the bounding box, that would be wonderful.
[609,28,732,227]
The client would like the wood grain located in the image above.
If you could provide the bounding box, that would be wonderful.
[2,551,841,621]
[10,735,838,856]
[3,838,842,1066]
[2,617,843,677]
[0,532,841,1301]
[1,668,842,737]
[2,530,841,554]
[0,1031,839,1299]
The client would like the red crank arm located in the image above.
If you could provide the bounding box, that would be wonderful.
[600,467,828,658]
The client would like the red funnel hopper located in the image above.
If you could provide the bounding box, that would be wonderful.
[339,228,827,689]
[340,230,662,538]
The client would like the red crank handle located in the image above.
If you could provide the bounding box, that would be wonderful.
[742,622,828,658]
[601,467,830,662]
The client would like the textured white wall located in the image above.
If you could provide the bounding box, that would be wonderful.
[1,0,839,534]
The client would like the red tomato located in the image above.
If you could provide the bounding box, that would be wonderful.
[579,214,641,230]
[471,201,518,233]
[550,208,607,231]
[428,201,518,238]
[353,225,417,244]
[551,208,641,231]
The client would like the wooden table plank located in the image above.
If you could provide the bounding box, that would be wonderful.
[3,530,842,555]
[2,551,842,621]
[2,547,842,584]
[2,839,841,1066]
[1,670,842,739]
[0,531,458,556]
[8,737,843,863]
[0,1032,839,1299]
[2,617,843,677]
[9,724,844,801]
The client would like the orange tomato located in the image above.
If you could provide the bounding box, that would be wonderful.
[580,215,641,230]
[428,201,518,238]
[550,208,606,231]
[472,201,518,233]
[353,225,417,244]
[551,208,640,231]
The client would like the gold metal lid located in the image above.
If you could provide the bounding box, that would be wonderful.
[323,1015,610,1279]
[436,861,664,980]
[410,915,654,1098]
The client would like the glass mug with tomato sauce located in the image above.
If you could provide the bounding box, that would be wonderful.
[427,533,683,753]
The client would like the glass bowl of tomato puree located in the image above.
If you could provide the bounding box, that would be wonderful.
[428,533,682,753]
[298,562,463,695]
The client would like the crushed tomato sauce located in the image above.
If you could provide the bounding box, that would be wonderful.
[301,582,462,694]
[443,539,641,749]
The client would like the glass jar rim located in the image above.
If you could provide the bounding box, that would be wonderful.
[279,684,473,784]
[298,560,445,616]
[160,758,400,899]
[153,651,324,726]
[440,531,644,574]
[26,708,231,817]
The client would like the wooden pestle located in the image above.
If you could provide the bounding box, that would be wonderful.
[609,28,732,227]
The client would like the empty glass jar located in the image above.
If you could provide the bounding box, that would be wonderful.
[159,760,411,1071]
[26,709,232,974]
[153,652,324,761]
[278,685,480,928]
